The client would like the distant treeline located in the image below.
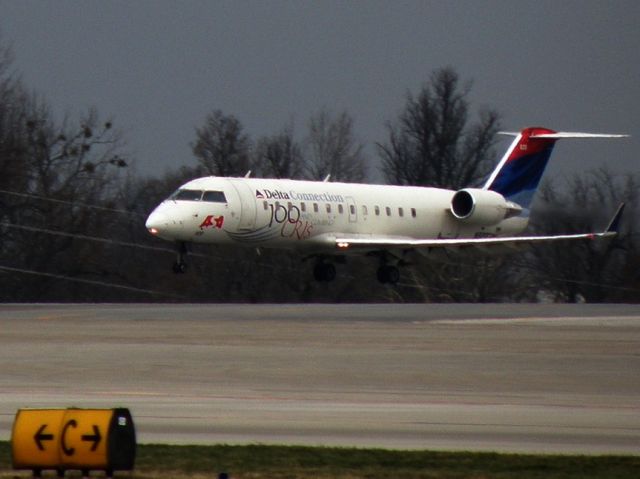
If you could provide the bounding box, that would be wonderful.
[0,39,637,303]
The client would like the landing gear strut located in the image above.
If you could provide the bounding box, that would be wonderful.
[313,262,336,282]
[172,241,189,274]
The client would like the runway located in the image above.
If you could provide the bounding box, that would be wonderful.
[1,303,639,454]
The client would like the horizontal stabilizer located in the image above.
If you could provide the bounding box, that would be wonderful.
[498,131,629,139]
[530,132,629,139]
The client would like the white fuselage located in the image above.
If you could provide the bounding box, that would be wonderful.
[146,176,528,255]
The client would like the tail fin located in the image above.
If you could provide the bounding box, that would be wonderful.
[484,127,628,214]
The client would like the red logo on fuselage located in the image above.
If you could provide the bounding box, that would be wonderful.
[199,215,224,229]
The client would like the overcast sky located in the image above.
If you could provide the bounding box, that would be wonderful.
[1,0,638,183]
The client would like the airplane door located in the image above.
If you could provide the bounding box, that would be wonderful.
[346,196,357,223]
[228,179,257,230]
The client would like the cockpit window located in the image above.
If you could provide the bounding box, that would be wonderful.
[202,190,227,203]
[170,189,203,201]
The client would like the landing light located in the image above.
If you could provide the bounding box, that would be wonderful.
[149,227,159,235]
[337,242,350,249]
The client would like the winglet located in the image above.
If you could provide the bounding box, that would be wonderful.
[604,202,625,234]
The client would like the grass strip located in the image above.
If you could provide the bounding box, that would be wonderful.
[1,441,638,479]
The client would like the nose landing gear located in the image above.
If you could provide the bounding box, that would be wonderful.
[172,241,189,274]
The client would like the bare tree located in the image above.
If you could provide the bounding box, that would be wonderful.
[305,109,367,182]
[254,122,304,179]
[0,40,31,195]
[523,169,638,302]
[192,110,251,176]
[378,67,500,189]
[376,68,503,302]
[0,37,129,301]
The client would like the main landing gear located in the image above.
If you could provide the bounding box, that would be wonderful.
[313,261,336,282]
[310,255,401,284]
[375,252,401,285]
[172,241,189,274]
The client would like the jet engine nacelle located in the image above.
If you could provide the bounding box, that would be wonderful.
[450,188,516,226]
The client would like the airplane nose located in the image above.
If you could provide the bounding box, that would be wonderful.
[145,211,169,235]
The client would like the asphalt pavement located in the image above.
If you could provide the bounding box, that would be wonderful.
[1,303,639,454]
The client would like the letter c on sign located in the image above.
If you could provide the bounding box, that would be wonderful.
[61,419,77,456]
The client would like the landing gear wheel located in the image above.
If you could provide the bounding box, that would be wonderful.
[377,265,400,284]
[314,262,336,282]
[172,261,187,274]
[323,263,336,282]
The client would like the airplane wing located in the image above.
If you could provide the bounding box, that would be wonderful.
[334,203,624,252]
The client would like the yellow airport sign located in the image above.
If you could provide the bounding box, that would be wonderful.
[12,408,135,474]
[58,409,112,468]
[12,409,66,469]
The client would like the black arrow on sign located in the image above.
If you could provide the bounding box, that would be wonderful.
[34,424,54,451]
[81,425,102,451]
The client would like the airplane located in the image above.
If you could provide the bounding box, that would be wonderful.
[145,127,627,283]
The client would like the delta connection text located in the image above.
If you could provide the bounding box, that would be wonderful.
[256,189,345,203]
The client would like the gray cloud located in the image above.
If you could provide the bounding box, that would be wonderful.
[1,0,637,181]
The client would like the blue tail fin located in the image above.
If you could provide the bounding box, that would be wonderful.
[484,127,628,214]
[484,127,558,212]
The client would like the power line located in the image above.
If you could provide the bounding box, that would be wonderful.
[0,265,184,299]
[0,221,290,269]
[1,222,176,254]
[0,188,146,217]
[545,276,640,293]
[2,221,638,297]
[399,258,640,297]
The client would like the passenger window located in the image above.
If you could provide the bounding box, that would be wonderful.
[313,203,319,213]
[399,207,404,217]
[287,202,293,211]
[263,201,268,210]
[338,204,344,214]
[411,208,417,218]
[301,202,306,212]
[326,204,331,213]
[386,206,391,216]
[362,205,368,215]
[202,190,227,203]
[350,205,355,215]
[375,206,380,216]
